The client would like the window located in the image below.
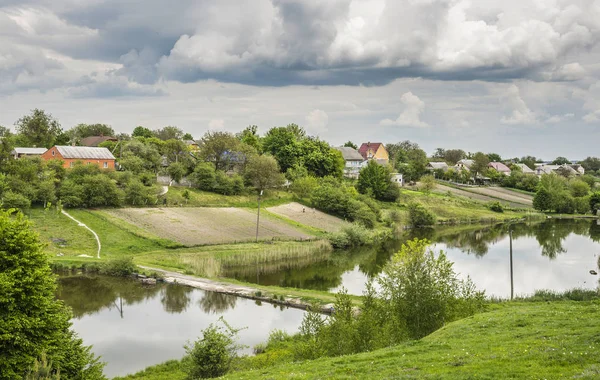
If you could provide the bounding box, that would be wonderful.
[51,150,55,156]
[103,162,108,168]
[69,162,74,168]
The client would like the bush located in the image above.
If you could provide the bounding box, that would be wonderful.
[1,191,31,210]
[407,203,436,227]
[290,176,318,198]
[574,196,590,214]
[182,319,242,379]
[347,200,377,228]
[487,201,504,213]
[100,257,137,277]
[590,192,600,212]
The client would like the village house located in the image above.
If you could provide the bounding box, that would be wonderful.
[80,135,118,147]
[514,163,536,175]
[454,159,474,171]
[41,146,116,169]
[358,142,389,165]
[334,147,365,179]
[391,173,404,186]
[184,140,200,152]
[534,163,582,177]
[11,147,47,159]
[426,162,449,171]
[488,162,511,175]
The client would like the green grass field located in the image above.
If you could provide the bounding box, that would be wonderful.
[116,300,600,380]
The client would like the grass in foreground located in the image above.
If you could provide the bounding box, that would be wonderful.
[118,300,600,380]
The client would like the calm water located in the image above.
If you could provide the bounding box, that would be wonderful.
[229,219,600,297]
[56,276,305,378]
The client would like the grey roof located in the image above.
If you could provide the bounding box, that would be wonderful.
[457,159,474,168]
[55,146,115,160]
[515,163,535,173]
[12,147,47,155]
[334,147,364,161]
[427,162,449,169]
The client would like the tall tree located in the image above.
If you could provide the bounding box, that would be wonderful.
[443,149,466,165]
[357,160,393,200]
[0,210,105,378]
[487,153,502,162]
[244,155,284,191]
[236,125,262,153]
[552,156,571,165]
[14,109,63,148]
[199,131,240,171]
[132,126,154,138]
[262,126,301,172]
[68,123,115,142]
[343,141,358,150]
[470,152,490,176]
[153,126,184,141]
[580,157,600,172]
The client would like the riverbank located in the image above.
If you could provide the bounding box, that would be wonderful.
[115,299,600,380]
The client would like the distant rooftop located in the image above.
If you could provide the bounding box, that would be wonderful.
[54,146,115,160]
[334,146,364,161]
[12,147,47,155]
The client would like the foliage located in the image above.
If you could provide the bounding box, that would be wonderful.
[580,156,600,173]
[357,160,396,201]
[132,126,154,138]
[407,203,436,227]
[167,162,187,184]
[191,162,217,191]
[590,192,600,212]
[2,190,32,210]
[389,141,428,182]
[69,123,115,142]
[343,141,357,150]
[551,156,571,165]
[25,352,61,380]
[290,176,318,198]
[310,178,377,227]
[244,155,284,191]
[0,210,105,379]
[236,125,262,153]
[379,239,485,339]
[182,318,242,379]
[199,131,240,171]
[100,257,137,277]
[153,126,184,141]
[420,174,436,193]
[570,180,590,197]
[470,152,489,176]
[14,109,63,148]
[487,201,504,213]
[533,187,553,212]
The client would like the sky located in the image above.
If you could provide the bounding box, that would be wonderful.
[1,0,600,159]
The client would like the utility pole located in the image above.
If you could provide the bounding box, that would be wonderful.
[509,228,514,300]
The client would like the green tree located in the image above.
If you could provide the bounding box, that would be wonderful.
[407,203,436,227]
[290,176,318,198]
[14,109,63,148]
[580,157,600,173]
[533,187,553,212]
[487,153,502,162]
[443,149,466,165]
[236,125,262,153]
[262,126,301,172]
[182,133,194,140]
[244,155,284,191]
[519,156,539,170]
[570,180,590,198]
[357,161,391,200]
[470,152,489,177]
[182,319,241,379]
[590,192,600,213]
[191,163,217,191]
[68,124,115,143]
[552,156,571,165]
[132,126,154,138]
[199,131,240,171]
[379,239,484,339]
[153,126,183,141]
[167,162,187,184]
[0,210,105,379]
[299,138,344,178]
[420,174,436,193]
[343,141,358,150]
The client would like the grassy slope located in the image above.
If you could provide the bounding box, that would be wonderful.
[116,300,600,380]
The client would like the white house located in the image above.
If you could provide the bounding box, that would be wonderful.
[334,147,366,179]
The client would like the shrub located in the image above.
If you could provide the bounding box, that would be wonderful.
[100,257,137,277]
[1,191,31,210]
[487,201,504,213]
[574,196,590,214]
[182,319,242,379]
[191,163,216,191]
[407,203,436,227]
[290,176,318,198]
[347,200,377,228]
[590,192,600,212]
[533,187,552,212]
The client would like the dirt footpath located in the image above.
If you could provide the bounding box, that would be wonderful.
[267,202,348,232]
[106,207,312,245]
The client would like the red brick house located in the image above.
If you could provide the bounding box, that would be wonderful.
[41,146,116,169]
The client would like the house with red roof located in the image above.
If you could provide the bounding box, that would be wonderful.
[358,142,389,164]
[488,162,511,175]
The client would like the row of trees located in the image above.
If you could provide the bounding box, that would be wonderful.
[533,173,599,214]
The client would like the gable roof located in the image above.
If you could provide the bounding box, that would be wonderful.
[80,136,117,147]
[514,163,535,173]
[488,162,511,172]
[12,147,47,155]
[457,159,474,168]
[54,146,115,160]
[334,147,364,161]
[358,142,384,159]
[427,162,449,170]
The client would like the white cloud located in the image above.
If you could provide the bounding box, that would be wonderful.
[208,119,225,130]
[500,84,537,125]
[583,111,600,123]
[305,109,329,133]
[380,91,429,128]
[546,113,574,123]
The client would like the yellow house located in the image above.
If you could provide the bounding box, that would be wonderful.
[358,142,389,164]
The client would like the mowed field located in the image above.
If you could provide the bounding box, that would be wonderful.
[434,184,532,208]
[267,202,349,232]
[105,207,313,245]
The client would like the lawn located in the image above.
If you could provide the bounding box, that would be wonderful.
[116,300,600,380]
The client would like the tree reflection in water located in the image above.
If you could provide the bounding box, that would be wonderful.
[160,284,193,314]
[197,291,237,314]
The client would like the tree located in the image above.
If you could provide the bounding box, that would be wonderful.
[199,131,240,171]
[191,163,216,191]
[443,149,466,165]
[262,126,301,172]
[167,162,187,184]
[552,156,571,165]
[15,109,63,148]
[182,133,194,140]
[132,126,154,138]
[420,174,436,193]
[590,192,600,213]
[470,152,489,176]
[68,124,115,142]
[533,187,553,212]
[182,319,241,379]
[244,155,284,191]
[487,153,502,162]
[343,141,358,150]
[570,180,590,198]
[153,126,183,141]
[580,157,600,173]
[357,161,392,200]
[0,210,105,379]
[298,138,344,178]
[407,203,436,227]
[236,125,262,153]
[379,239,484,339]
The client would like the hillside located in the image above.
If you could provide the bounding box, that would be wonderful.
[117,300,600,380]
